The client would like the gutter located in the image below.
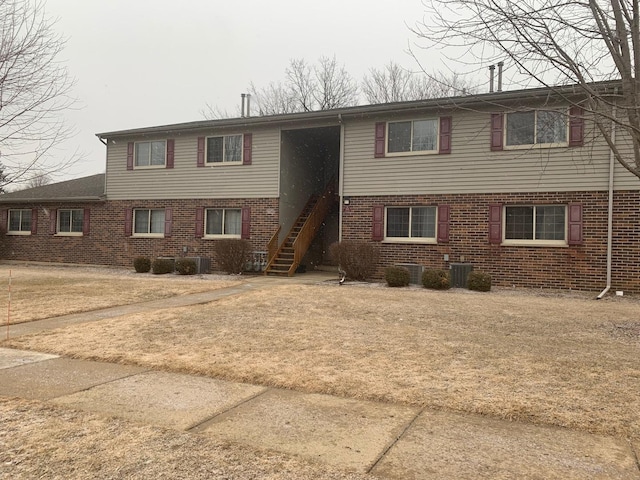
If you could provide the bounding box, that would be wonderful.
[596,102,616,300]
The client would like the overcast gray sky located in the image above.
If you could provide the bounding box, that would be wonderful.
[43,0,433,181]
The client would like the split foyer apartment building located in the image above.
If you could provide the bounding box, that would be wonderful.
[0,81,638,292]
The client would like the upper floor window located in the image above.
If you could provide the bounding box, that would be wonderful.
[506,110,567,147]
[205,208,241,237]
[388,119,438,154]
[134,209,165,236]
[58,209,84,235]
[385,206,436,242]
[207,135,243,163]
[504,205,566,244]
[8,209,32,234]
[135,140,166,167]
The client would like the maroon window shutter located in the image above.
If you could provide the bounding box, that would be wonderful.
[31,208,38,234]
[164,208,173,238]
[374,122,386,158]
[567,203,583,245]
[569,106,584,147]
[125,208,133,236]
[490,113,504,151]
[488,204,502,244]
[241,207,251,239]
[49,209,57,234]
[166,139,175,168]
[0,209,7,234]
[127,142,134,170]
[195,207,204,238]
[372,205,384,241]
[83,208,91,235]
[439,117,452,154]
[437,204,450,243]
[243,133,252,165]
[197,137,205,167]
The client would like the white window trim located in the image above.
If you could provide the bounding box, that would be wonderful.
[383,206,438,244]
[205,134,243,165]
[385,118,439,157]
[501,205,568,247]
[134,140,167,169]
[7,209,32,235]
[132,209,165,238]
[203,208,242,239]
[56,209,84,237]
[503,109,569,150]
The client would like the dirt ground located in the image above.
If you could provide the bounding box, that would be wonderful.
[1,264,640,478]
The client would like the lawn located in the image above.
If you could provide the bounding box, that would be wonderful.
[3,266,640,440]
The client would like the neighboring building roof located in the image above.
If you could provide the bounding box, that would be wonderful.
[96,80,621,140]
[0,174,106,204]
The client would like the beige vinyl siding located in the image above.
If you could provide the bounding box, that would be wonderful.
[343,110,640,196]
[105,128,280,200]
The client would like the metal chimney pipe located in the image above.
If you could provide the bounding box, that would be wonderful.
[246,94,251,117]
[241,94,246,118]
[497,62,504,92]
[489,65,495,93]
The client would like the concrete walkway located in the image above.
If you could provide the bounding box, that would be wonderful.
[1,273,639,479]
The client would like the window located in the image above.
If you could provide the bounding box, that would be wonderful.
[207,135,242,163]
[506,110,567,147]
[385,206,436,241]
[133,209,165,235]
[505,205,566,243]
[205,208,241,236]
[58,209,84,234]
[8,209,32,234]
[388,119,438,154]
[135,141,166,167]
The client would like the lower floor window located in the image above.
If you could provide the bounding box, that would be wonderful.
[8,209,32,233]
[505,205,565,241]
[134,209,165,235]
[386,206,436,240]
[58,209,83,234]
[205,208,241,236]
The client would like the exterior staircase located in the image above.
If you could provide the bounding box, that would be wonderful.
[265,177,337,276]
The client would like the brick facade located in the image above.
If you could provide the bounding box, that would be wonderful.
[341,191,640,293]
[2,198,279,270]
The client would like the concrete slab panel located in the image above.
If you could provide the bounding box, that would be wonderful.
[0,347,58,370]
[52,371,267,430]
[372,409,640,480]
[0,357,145,400]
[198,388,420,472]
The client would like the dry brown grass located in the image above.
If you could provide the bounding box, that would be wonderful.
[0,397,373,479]
[0,264,241,324]
[5,274,640,440]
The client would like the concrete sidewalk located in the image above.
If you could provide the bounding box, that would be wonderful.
[1,274,639,479]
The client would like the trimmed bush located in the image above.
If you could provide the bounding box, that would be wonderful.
[385,266,410,287]
[216,239,252,274]
[152,258,174,275]
[422,268,450,290]
[175,258,197,275]
[467,270,492,292]
[329,241,380,281]
[133,256,151,273]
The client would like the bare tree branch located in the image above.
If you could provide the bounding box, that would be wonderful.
[0,0,79,191]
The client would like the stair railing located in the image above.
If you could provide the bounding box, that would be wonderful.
[267,225,281,264]
[289,176,337,275]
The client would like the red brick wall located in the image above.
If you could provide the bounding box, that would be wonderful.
[341,191,640,292]
[2,198,279,270]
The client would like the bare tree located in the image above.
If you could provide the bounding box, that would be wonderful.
[246,56,359,116]
[416,0,640,180]
[0,0,78,190]
[24,169,51,188]
[362,61,478,103]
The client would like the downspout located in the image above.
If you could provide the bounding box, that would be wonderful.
[338,114,345,241]
[596,101,616,299]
